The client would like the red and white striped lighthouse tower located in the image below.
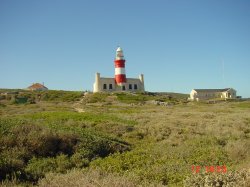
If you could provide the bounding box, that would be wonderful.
[114,47,126,85]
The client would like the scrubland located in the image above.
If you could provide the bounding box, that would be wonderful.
[0,90,249,186]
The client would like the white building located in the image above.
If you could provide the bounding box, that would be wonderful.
[189,88,237,101]
[93,47,145,93]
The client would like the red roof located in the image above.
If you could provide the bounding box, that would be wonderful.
[28,83,48,89]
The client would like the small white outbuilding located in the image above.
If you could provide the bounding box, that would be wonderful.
[189,88,237,101]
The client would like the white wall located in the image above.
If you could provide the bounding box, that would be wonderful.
[93,76,144,92]
[189,88,237,101]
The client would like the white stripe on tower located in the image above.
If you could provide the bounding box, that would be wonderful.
[115,67,126,75]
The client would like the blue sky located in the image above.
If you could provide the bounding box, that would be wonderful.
[0,0,249,97]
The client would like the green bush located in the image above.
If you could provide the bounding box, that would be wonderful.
[83,92,109,103]
[115,93,148,104]
[0,90,84,103]
[91,137,232,186]
[0,147,28,180]
[0,118,130,182]
[1,124,79,157]
[25,155,74,181]
[39,90,83,102]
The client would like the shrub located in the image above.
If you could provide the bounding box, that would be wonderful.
[8,124,77,157]
[115,92,147,104]
[91,137,232,186]
[37,90,83,102]
[225,140,250,164]
[0,119,130,182]
[25,155,74,181]
[82,92,109,103]
[0,147,27,180]
[38,169,164,187]
[0,103,6,108]
[0,95,6,100]
[27,97,36,104]
[184,169,250,187]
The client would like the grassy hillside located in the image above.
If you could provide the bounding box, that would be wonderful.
[0,90,249,186]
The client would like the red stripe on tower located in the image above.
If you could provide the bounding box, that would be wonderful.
[114,47,126,84]
[115,74,126,83]
[115,60,125,68]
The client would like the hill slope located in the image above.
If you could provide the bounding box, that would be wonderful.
[0,91,249,186]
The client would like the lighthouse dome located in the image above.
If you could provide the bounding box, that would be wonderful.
[116,47,123,51]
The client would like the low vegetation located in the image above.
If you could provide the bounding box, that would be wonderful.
[0,89,83,104]
[184,169,250,187]
[0,118,129,182]
[0,89,249,186]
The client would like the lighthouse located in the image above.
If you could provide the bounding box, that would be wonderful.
[114,47,126,85]
[93,47,145,92]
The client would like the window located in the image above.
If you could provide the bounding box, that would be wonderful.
[134,84,138,90]
[122,85,126,90]
[103,84,107,89]
[129,84,132,89]
[109,84,112,89]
